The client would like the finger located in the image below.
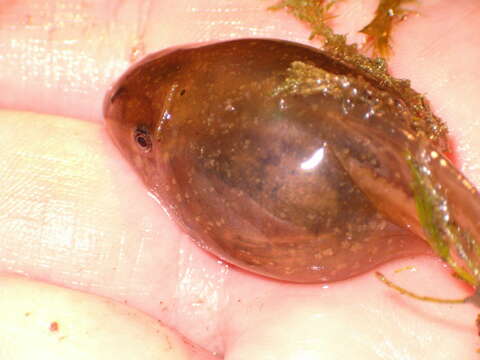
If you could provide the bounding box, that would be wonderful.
[0,275,213,360]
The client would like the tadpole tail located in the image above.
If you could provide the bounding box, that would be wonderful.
[273,58,480,286]
[328,113,480,287]
[407,142,480,287]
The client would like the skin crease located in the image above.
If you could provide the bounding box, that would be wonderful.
[0,0,479,358]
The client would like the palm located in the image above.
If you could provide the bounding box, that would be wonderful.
[0,0,479,358]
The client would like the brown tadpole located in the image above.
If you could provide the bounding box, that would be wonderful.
[104,39,480,283]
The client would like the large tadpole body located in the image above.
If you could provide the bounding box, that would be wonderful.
[104,39,480,284]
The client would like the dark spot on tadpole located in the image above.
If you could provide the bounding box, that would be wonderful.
[105,39,438,283]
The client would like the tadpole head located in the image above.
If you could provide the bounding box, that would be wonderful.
[104,69,158,188]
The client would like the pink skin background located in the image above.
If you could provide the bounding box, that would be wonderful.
[1,0,480,358]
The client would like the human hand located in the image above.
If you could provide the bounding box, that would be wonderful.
[1,0,479,358]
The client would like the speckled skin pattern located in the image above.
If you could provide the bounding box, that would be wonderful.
[104,39,433,283]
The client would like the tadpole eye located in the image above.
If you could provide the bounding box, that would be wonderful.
[133,127,152,153]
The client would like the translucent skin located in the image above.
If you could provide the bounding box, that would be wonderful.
[104,39,446,283]
[1,0,480,357]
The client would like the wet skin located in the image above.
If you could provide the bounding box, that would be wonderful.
[105,38,480,284]
[1,0,480,358]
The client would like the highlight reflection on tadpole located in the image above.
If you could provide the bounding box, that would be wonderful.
[104,38,480,286]
[301,147,325,171]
